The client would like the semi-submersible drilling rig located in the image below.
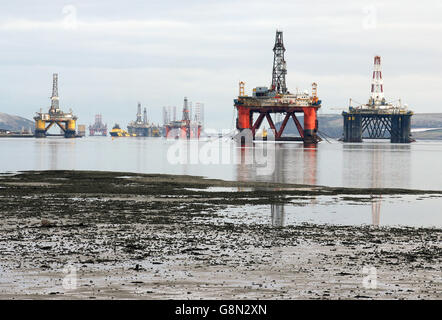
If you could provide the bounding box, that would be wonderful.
[342,56,413,143]
[89,114,108,136]
[234,30,322,144]
[34,73,78,138]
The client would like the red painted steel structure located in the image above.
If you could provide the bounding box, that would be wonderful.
[165,121,201,139]
[235,105,320,143]
[165,97,201,139]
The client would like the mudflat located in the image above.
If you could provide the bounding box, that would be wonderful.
[0,170,440,299]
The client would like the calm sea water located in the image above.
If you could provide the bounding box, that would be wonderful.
[1,137,441,228]
[1,137,441,190]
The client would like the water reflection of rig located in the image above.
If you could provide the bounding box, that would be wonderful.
[163,97,203,139]
[343,56,414,143]
[127,102,161,137]
[235,143,319,227]
[34,73,79,138]
[234,30,321,144]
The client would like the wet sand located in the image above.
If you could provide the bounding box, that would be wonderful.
[0,170,440,299]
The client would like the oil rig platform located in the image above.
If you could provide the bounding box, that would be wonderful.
[164,97,202,139]
[34,73,78,138]
[89,114,107,136]
[342,56,413,143]
[127,103,161,137]
[234,30,321,144]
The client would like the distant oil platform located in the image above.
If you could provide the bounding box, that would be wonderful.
[34,73,79,138]
[127,103,161,137]
[342,56,414,143]
[163,97,203,139]
[89,114,108,136]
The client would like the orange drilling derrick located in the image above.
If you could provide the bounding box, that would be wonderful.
[234,30,321,143]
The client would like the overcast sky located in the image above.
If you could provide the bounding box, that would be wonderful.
[1,0,442,129]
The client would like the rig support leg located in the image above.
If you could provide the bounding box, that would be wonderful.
[64,120,76,138]
[391,114,412,143]
[35,120,47,138]
[343,113,362,142]
[236,106,254,141]
[236,106,251,131]
[303,108,319,143]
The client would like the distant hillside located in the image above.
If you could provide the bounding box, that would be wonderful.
[276,113,442,139]
[412,129,442,140]
[0,112,34,132]
[410,113,442,128]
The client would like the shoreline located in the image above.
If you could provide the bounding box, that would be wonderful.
[0,170,440,299]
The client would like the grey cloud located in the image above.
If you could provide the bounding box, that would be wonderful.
[0,0,441,128]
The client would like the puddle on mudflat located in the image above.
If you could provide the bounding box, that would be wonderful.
[117,176,143,179]
[184,187,254,192]
[208,195,442,228]
[183,186,317,193]
[0,172,19,177]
